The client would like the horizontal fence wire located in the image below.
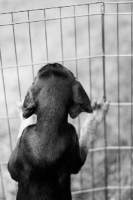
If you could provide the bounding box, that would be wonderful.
[72,185,133,195]
[1,13,133,27]
[0,1,133,200]
[0,54,133,70]
[0,103,132,121]
[0,2,107,15]
[0,1,133,15]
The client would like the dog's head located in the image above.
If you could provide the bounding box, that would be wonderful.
[22,63,92,119]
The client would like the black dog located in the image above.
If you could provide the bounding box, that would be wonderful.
[8,63,94,200]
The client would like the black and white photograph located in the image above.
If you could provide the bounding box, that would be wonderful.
[0,0,133,200]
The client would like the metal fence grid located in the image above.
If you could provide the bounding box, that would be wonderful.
[0,1,133,200]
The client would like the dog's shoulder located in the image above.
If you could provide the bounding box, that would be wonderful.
[19,123,78,167]
[62,123,77,142]
[18,124,37,155]
[61,123,78,153]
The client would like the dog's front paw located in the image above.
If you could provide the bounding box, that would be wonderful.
[91,97,109,125]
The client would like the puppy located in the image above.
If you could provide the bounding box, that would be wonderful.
[8,63,109,200]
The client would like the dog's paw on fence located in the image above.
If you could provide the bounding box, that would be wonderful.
[91,97,110,125]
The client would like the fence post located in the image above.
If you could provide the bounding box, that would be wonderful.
[130,3,133,200]
[101,3,108,200]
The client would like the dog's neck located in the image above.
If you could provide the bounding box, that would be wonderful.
[35,102,69,133]
[34,79,71,133]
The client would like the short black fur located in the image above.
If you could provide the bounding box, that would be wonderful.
[8,63,92,200]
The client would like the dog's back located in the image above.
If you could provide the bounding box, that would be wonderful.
[16,124,76,200]
[8,63,92,200]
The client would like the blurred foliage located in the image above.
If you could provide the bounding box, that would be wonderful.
[0,1,133,200]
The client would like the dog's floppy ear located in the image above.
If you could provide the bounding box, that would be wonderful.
[22,88,36,118]
[69,81,92,118]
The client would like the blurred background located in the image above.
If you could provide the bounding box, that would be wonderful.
[0,0,133,199]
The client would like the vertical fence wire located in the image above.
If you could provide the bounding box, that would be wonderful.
[73,5,83,189]
[101,3,108,200]
[1,2,133,200]
[73,5,81,137]
[44,9,49,62]
[130,3,133,200]
[11,13,22,100]
[73,6,78,81]
[116,3,121,200]
[88,4,95,200]
[87,5,92,102]
[27,11,34,80]
[59,7,64,65]
[0,165,6,200]
[0,45,12,152]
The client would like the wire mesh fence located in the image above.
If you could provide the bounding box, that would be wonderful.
[0,1,133,200]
